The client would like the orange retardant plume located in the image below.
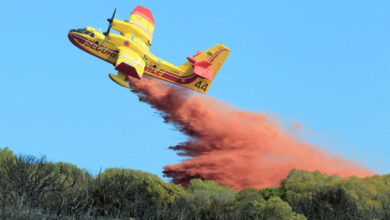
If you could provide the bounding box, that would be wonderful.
[130,77,374,190]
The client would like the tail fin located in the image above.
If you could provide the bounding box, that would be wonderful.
[179,44,230,94]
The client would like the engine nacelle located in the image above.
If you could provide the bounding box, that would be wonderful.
[112,19,151,45]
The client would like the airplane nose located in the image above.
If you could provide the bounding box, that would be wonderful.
[68,31,74,40]
[68,30,78,45]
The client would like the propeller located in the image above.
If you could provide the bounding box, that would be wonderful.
[103,8,117,44]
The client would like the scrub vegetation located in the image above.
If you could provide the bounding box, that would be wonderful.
[0,147,389,220]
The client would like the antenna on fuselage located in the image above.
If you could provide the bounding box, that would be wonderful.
[103,8,116,44]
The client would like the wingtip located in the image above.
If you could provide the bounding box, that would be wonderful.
[131,5,155,26]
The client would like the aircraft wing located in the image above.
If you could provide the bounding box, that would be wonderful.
[128,6,155,45]
[114,47,145,79]
[111,6,155,46]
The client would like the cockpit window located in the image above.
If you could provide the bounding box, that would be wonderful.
[71,28,94,37]
[71,28,86,33]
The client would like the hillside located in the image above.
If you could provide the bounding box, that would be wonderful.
[1,147,389,219]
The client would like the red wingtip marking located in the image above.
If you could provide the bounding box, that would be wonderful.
[115,63,141,79]
[131,5,155,26]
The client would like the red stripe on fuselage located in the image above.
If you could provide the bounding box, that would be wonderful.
[68,33,117,64]
[144,65,198,84]
[69,32,199,85]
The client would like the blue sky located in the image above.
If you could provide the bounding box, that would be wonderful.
[1,0,389,177]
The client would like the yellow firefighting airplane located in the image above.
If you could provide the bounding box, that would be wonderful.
[68,5,230,94]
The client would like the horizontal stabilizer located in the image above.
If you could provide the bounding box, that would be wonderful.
[177,44,230,94]
[186,56,214,80]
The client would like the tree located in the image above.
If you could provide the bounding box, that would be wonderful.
[174,179,237,220]
[91,168,183,219]
[284,170,390,219]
